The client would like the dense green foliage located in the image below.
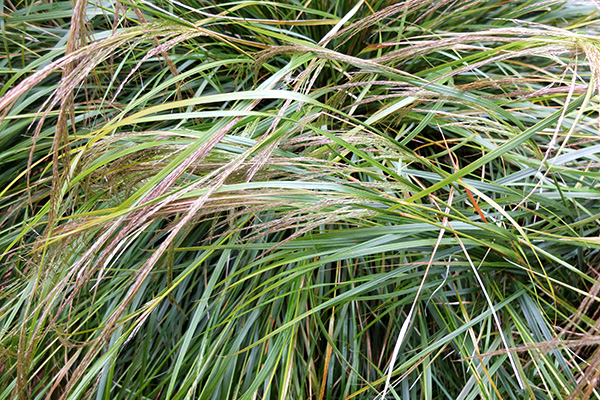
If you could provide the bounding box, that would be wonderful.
[1,0,600,398]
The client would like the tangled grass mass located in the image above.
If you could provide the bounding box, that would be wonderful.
[1,0,600,399]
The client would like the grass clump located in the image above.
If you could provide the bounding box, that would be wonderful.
[1,0,600,399]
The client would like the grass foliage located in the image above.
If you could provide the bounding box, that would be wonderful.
[1,0,600,398]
